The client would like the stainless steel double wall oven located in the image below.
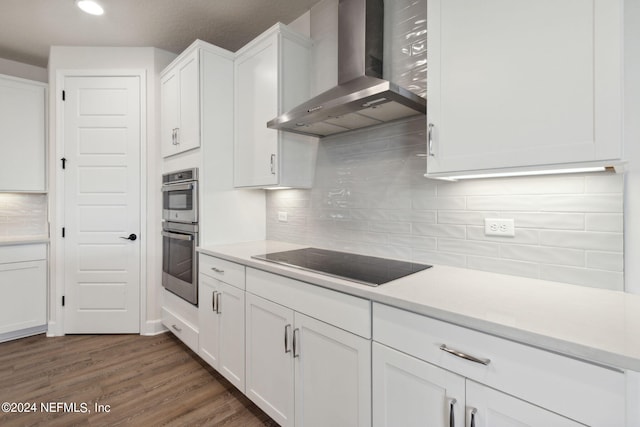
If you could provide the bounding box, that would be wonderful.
[162,168,199,305]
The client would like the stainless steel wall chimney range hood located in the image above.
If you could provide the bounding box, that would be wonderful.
[267,0,426,138]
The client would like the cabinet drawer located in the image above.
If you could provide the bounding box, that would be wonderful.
[247,268,371,338]
[373,303,624,427]
[162,307,199,353]
[199,254,245,289]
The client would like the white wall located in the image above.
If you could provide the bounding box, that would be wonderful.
[47,46,176,336]
[0,57,47,82]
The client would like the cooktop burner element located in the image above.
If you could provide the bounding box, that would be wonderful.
[252,247,431,286]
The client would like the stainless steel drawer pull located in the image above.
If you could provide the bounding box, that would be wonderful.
[171,324,182,332]
[211,267,224,274]
[449,398,456,427]
[440,344,490,366]
[427,123,435,156]
[216,293,221,314]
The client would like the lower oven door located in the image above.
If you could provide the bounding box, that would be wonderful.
[162,226,198,305]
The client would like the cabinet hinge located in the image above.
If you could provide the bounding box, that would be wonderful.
[61,157,66,169]
[62,90,65,101]
[62,296,65,307]
[62,227,65,238]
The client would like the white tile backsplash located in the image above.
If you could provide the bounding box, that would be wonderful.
[0,193,47,237]
[266,117,625,291]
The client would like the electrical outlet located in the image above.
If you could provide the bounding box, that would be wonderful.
[484,218,515,237]
[278,211,288,222]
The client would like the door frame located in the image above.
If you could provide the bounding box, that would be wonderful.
[50,69,147,336]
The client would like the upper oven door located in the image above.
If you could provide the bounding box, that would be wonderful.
[162,181,198,223]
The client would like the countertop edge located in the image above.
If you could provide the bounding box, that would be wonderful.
[197,243,640,372]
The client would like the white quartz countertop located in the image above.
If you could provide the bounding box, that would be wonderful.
[0,235,49,246]
[198,240,640,372]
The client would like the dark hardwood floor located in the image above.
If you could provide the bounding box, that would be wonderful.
[0,333,278,426]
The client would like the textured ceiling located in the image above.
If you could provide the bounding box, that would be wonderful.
[0,0,321,68]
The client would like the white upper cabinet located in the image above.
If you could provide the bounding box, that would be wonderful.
[234,23,318,188]
[0,75,46,192]
[161,48,200,157]
[426,0,623,177]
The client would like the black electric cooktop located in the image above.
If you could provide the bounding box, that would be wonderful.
[252,247,431,286]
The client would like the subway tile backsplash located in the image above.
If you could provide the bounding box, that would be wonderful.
[0,193,48,238]
[266,117,624,291]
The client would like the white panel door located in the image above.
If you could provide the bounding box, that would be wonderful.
[294,312,371,427]
[372,342,465,427]
[466,380,583,427]
[63,75,141,334]
[198,274,221,368]
[245,292,294,426]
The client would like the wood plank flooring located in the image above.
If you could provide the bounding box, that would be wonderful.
[0,333,278,426]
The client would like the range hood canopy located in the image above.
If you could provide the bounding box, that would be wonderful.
[267,0,426,138]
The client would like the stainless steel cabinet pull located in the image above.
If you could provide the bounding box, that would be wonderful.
[211,291,217,312]
[449,398,456,427]
[470,408,477,427]
[284,324,292,353]
[440,344,491,366]
[292,328,300,358]
[216,293,221,314]
[211,267,224,274]
[427,123,435,156]
[270,154,276,174]
[171,324,182,332]
[175,127,180,144]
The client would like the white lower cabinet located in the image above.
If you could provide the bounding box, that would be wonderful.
[373,342,582,427]
[245,287,371,427]
[0,244,47,341]
[198,258,246,391]
[373,342,465,427]
[373,302,625,427]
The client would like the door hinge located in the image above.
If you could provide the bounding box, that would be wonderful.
[62,296,65,307]
[62,90,65,101]
[62,227,65,238]
[61,157,66,169]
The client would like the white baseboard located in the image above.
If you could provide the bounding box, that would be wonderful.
[141,319,167,336]
[1,325,47,343]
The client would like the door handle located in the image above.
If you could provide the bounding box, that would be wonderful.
[120,233,137,241]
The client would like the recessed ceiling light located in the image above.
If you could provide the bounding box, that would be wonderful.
[76,0,104,15]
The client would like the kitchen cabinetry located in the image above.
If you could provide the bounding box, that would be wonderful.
[373,303,625,427]
[234,23,318,188]
[161,288,199,353]
[161,48,200,157]
[425,0,623,177]
[198,255,245,391]
[0,74,46,191]
[245,268,371,427]
[0,243,47,342]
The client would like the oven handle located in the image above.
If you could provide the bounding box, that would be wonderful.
[162,183,194,192]
[162,231,194,241]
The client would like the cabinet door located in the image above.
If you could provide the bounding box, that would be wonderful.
[0,76,46,191]
[426,0,622,176]
[234,33,279,187]
[0,260,47,335]
[198,274,220,368]
[294,312,371,427]
[466,380,583,427]
[245,292,294,426]
[217,281,245,392]
[160,70,179,158]
[372,342,465,427]
[176,50,200,153]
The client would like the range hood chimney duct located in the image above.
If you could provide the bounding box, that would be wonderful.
[267,0,426,138]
